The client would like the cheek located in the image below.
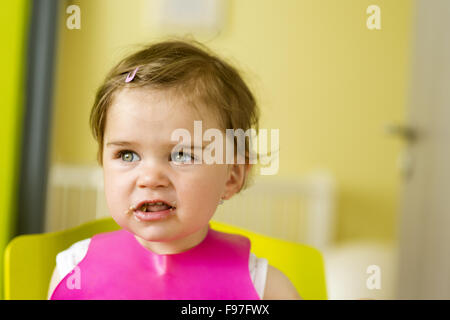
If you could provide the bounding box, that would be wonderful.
[178,166,228,208]
[103,168,132,213]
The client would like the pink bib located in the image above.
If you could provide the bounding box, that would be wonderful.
[50,224,261,300]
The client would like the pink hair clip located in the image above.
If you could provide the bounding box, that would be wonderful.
[125,67,139,83]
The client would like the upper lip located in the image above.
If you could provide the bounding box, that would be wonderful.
[134,199,176,211]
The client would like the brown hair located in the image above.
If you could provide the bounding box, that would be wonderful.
[89,38,259,191]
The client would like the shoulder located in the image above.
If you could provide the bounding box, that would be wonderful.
[57,238,91,260]
[263,264,302,300]
[56,238,91,278]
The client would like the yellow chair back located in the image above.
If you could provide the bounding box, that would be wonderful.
[4,218,327,299]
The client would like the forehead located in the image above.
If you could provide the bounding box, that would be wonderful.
[104,87,222,144]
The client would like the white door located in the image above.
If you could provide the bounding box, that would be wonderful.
[396,0,450,299]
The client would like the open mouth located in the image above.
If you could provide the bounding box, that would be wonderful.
[133,199,176,214]
[137,201,175,212]
[127,200,177,222]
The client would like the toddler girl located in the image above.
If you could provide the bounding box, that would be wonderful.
[48,39,301,300]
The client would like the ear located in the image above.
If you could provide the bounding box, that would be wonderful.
[222,163,252,200]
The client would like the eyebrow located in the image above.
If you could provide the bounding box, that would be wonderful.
[106,141,206,149]
[106,141,137,147]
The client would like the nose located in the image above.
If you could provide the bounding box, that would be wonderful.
[136,162,171,189]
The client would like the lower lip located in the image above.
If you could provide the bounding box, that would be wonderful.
[133,208,175,222]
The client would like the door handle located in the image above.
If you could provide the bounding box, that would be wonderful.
[384,123,417,181]
[384,123,418,143]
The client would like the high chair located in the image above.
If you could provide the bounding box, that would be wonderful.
[3,217,327,300]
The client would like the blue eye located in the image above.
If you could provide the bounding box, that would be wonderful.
[118,150,140,162]
[171,151,195,164]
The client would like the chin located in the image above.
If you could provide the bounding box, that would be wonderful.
[132,222,182,242]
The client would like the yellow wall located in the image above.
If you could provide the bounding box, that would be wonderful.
[51,0,414,243]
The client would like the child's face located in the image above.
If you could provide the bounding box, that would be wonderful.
[102,87,244,253]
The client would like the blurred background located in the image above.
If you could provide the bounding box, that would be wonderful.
[1,0,449,300]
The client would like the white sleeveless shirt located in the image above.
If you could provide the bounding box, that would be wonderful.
[56,238,269,299]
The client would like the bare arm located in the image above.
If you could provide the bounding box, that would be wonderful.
[263,264,302,300]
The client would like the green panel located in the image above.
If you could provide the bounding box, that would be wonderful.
[0,0,30,300]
